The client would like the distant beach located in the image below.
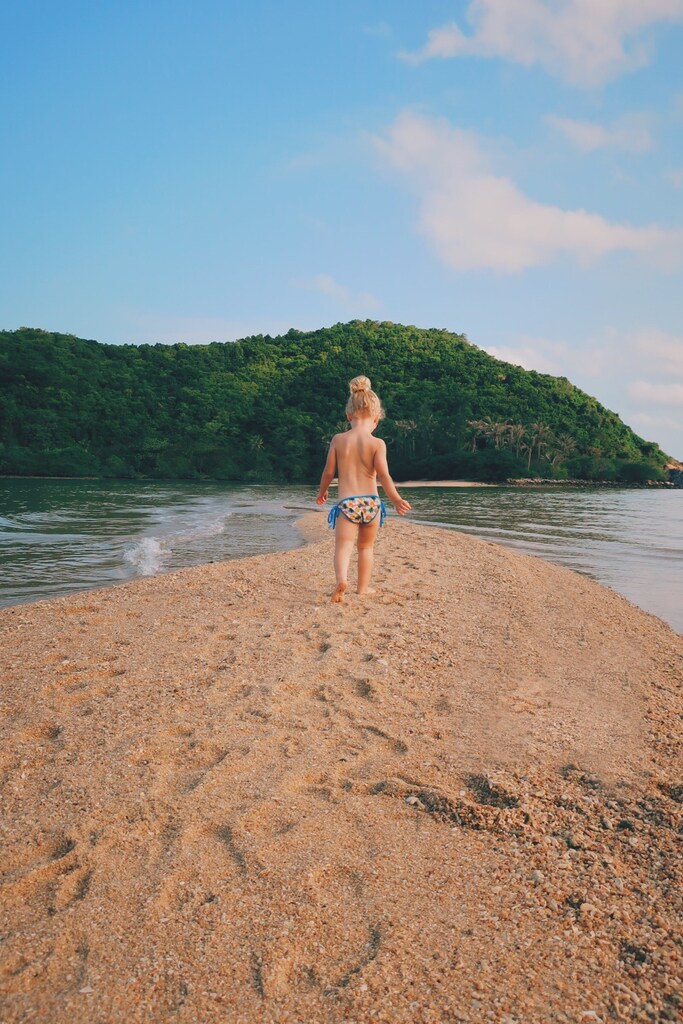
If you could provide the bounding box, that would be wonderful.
[397,479,497,487]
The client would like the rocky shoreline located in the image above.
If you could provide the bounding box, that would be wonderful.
[506,477,679,488]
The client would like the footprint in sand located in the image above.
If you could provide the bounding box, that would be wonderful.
[253,864,384,999]
[129,727,229,795]
[1,832,93,921]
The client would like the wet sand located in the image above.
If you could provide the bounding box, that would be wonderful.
[1,514,681,1023]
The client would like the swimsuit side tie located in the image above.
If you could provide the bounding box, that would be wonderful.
[327,503,342,529]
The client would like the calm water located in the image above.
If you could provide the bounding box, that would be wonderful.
[0,479,681,633]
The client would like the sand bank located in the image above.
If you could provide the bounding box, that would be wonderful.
[1,516,681,1024]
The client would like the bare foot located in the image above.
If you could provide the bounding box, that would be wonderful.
[331,581,348,603]
[357,588,376,596]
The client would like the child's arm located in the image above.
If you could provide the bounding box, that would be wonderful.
[374,440,411,515]
[316,439,337,505]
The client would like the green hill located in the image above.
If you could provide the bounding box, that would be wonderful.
[0,321,669,483]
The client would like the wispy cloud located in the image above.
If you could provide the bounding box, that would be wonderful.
[546,113,653,152]
[632,328,683,376]
[484,338,569,375]
[400,1,683,87]
[666,167,683,188]
[630,411,682,430]
[485,327,683,382]
[480,326,683,451]
[629,381,683,406]
[293,274,381,311]
[373,110,683,273]
[484,333,614,379]
[361,22,393,39]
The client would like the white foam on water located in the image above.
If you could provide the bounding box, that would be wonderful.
[121,514,230,577]
[173,515,228,543]
[123,536,167,576]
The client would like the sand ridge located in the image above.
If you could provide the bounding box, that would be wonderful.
[0,515,681,1023]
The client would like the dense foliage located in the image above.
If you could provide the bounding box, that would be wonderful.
[0,322,669,483]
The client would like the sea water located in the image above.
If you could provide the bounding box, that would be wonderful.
[0,479,681,633]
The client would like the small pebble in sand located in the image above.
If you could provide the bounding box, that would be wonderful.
[530,870,544,885]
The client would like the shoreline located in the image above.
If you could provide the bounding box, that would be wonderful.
[1,515,681,1022]
[397,479,497,488]
[399,478,678,489]
[2,498,680,633]
[2,474,679,488]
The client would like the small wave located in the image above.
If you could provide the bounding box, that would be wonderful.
[173,516,228,542]
[123,536,167,576]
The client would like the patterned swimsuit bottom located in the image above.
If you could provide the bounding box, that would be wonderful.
[327,494,387,530]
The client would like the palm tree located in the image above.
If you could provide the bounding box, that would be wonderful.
[417,411,438,457]
[466,418,496,450]
[395,419,418,457]
[549,435,577,466]
[492,421,513,449]
[531,422,554,463]
[509,424,526,457]
[466,419,486,451]
[480,416,497,446]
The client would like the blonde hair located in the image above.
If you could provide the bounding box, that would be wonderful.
[345,375,384,420]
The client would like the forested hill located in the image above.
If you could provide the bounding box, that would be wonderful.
[0,322,669,483]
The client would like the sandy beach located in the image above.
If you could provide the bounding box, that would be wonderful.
[1,515,681,1024]
[397,480,497,487]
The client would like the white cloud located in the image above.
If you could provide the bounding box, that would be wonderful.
[485,338,568,375]
[480,326,683,451]
[471,324,683,454]
[546,113,653,152]
[311,273,351,303]
[630,411,682,430]
[373,110,683,272]
[484,333,614,379]
[361,22,392,39]
[632,328,683,376]
[400,1,683,87]
[629,381,683,406]
[294,274,381,311]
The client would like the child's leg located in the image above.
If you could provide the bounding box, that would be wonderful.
[332,516,357,601]
[357,517,381,594]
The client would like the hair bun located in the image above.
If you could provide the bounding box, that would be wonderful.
[345,374,384,421]
[349,375,371,394]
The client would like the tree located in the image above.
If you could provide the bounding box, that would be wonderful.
[0,322,669,484]
[531,422,554,464]
[508,424,526,457]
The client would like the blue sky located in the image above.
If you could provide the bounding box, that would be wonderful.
[1,0,682,455]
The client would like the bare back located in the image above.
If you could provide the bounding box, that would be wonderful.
[332,429,382,499]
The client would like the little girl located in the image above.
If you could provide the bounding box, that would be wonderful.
[316,375,411,602]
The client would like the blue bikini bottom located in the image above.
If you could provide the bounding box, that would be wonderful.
[327,494,387,530]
